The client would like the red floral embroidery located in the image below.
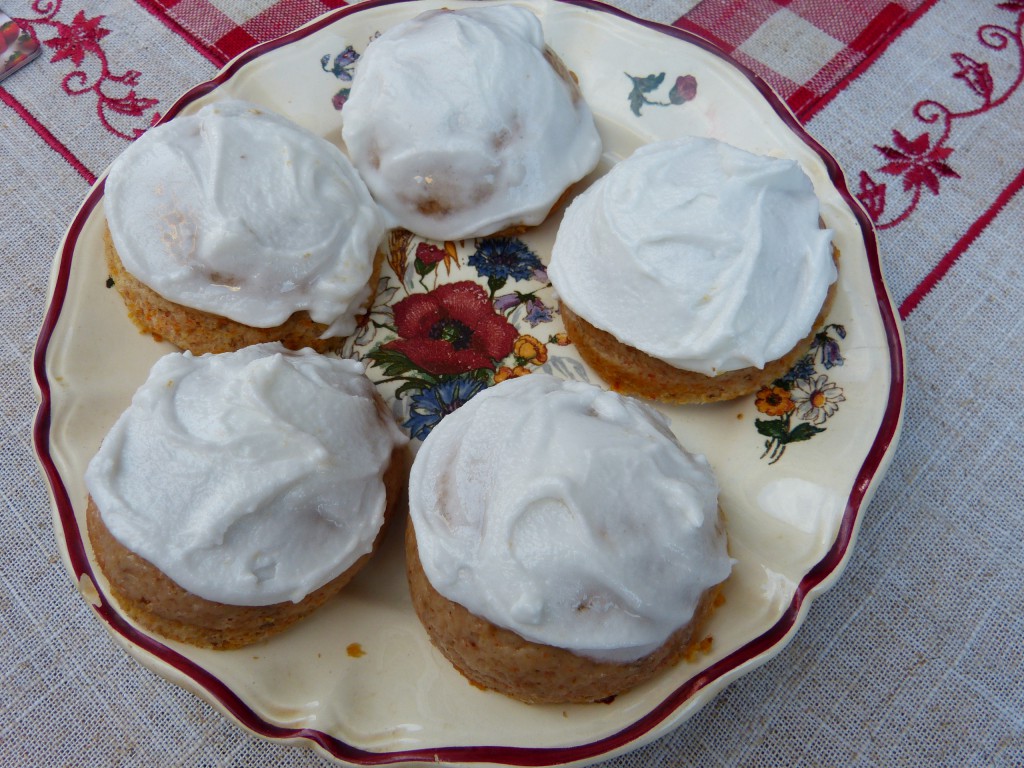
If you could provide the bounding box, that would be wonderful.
[875,130,960,195]
[952,53,995,98]
[856,171,887,221]
[16,2,160,140]
[384,281,519,375]
[858,2,1024,229]
[44,10,108,66]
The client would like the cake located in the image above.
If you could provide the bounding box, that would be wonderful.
[405,373,732,703]
[548,136,838,404]
[84,343,408,649]
[103,99,386,355]
[340,4,602,241]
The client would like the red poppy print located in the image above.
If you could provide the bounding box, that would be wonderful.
[384,281,518,375]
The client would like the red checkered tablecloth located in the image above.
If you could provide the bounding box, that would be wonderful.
[140,0,933,119]
[3,1,1023,766]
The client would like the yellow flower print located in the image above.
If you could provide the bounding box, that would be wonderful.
[494,365,532,383]
[755,386,795,417]
[513,334,548,365]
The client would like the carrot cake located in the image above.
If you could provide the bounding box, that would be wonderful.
[548,136,838,404]
[405,373,731,703]
[340,4,602,240]
[84,343,408,649]
[104,99,386,355]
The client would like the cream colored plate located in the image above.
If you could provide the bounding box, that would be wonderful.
[33,1,906,765]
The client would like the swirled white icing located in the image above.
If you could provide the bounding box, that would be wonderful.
[340,5,602,240]
[105,100,385,338]
[408,374,731,663]
[85,343,407,606]
[549,136,837,375]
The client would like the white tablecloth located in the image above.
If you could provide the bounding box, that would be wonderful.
[3,0,1022,765]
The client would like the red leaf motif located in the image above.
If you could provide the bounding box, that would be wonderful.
[905,166,940,195]
[876,145,910,161]
[43,11,110,68]
[874,129,958,195]
[106,91,159,117]
[44,22,83,66]
[879,160,912,176]
[856,171,886,221]
[952,53,993,100]
[893,130,931,156]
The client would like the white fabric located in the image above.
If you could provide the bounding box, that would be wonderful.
[2,0,1022,765]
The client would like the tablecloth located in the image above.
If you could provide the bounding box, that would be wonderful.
[2,0,1022,765]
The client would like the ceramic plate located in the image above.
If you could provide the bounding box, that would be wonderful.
[33,0,906,765]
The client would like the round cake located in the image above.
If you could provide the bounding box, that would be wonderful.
[104,99,386,355]
[84,343,408,649]
[340,4,602,240]
[549,136,839,404]
[406,373,732,703]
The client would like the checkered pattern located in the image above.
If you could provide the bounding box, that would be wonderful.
[139,0,932,117]
[677,0,932,116]
[138,0,350,64]
[5,1,1024,767]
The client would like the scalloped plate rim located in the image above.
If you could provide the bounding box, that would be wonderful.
[31,1,907,765]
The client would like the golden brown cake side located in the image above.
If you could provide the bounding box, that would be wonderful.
[560,248,840,405]
[405,521,722,705]
[87,447,406,650]
[104,227,383,355]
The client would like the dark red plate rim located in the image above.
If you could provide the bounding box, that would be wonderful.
[32,1,906,765]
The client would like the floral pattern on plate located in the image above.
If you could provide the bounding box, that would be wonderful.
[625,71,698,116]
[755,324,847,464]
[343,232,587,440]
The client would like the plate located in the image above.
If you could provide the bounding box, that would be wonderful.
[32,1,906,765]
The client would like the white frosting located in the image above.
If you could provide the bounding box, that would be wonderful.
[408,374,731,663]
[341,5,602,240]
[549,136,837,375]
[105,100,385,338]
[85,343,407,606]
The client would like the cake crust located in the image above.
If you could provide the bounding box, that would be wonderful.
[405,520,722,704]
[560,248,840,404]
[104,227,383,355]
[87,447,406,650]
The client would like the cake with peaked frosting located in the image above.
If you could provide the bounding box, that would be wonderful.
[104,100,386,355]
[549,136,838,404]
[84,343,408,649]
[405,374,731,703]
[340,4,602,241]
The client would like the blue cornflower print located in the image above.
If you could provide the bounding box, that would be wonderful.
[778,355,817,384]
[469,238,543,284]
[403,375,487,440]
